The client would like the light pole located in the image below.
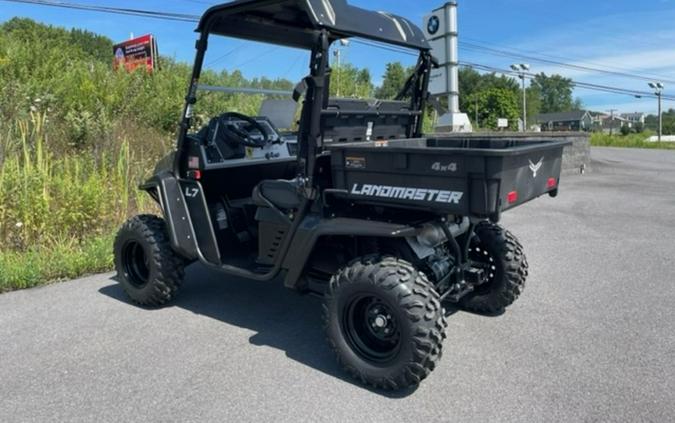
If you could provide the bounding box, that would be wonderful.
[648,82,664,142]
[511,64,530,132]
[333,39,350,97]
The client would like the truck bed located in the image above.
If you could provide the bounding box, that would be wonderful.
[327,137,572,221]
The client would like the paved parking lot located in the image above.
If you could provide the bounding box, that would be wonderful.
[0,147,673,422]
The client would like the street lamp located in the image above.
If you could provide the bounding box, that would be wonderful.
[334,39,350,97]
[648,82,665,142]
[511,64,530,132]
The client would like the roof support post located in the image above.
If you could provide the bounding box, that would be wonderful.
[174,30,209,175]
[297,30,330,196]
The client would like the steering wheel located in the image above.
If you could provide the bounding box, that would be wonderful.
[219,112,271,148]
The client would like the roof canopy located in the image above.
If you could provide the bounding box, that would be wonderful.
[197,0,430,51]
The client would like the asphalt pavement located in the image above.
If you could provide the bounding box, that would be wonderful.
[1,147,673,422]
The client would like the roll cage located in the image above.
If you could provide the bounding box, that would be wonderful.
[174,0,434,187]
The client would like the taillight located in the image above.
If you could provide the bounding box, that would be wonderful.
[547,178,557,189]
[507,191,518,204]
[187,170,202,180]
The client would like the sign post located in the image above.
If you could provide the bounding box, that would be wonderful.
[423,2,472,133]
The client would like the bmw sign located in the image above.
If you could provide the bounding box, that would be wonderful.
[427,15,440,35]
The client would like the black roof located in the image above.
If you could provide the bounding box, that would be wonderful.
[197,0,430,50]
[536,110,591,123]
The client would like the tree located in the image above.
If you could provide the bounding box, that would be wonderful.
[355,68,374,98]
[531,73,575,113]
[330,64,373,98]
[572,97,584,111]
[375,62,408,99]
[645,109,675,134]
[526,87,542,124]
[474,87,520,130]
[458,67,530,125]
[459,68,520,110]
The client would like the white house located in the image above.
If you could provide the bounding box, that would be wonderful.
[620,112,646,125]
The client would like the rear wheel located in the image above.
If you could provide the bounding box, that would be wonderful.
[114,215,186,306]
[459,222,528,314]
[323,256,447,390]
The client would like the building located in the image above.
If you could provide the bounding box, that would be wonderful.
[601,115,631,134]
[536,111,594,132]
[590,112,607,128]
[620,112,646,125]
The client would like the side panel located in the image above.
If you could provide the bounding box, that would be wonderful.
[157,175,199,260]
[143,172,220,264]
[180,180,221,264]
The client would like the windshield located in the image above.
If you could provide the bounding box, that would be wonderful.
[190,36,422,133]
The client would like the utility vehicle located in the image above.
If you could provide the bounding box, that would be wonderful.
[114,0,570,390]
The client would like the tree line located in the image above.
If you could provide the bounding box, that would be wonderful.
[364,62,584,130]
[2,17,659,140]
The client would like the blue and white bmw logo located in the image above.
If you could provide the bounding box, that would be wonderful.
[427,16,440,35]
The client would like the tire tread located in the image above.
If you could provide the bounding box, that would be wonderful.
[114,215,185,306]
[323,256,447,390]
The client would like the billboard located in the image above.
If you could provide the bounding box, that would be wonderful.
[113,34,158,73]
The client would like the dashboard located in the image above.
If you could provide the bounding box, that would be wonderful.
[197,116,298,170]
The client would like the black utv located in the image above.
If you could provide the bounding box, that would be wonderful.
[114,0,569,390]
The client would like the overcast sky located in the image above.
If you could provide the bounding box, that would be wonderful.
[1,0,674,113]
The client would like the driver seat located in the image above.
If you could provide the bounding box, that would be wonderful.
[252,179,303,210]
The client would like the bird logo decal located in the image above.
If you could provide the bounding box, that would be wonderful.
[529,158,544,178]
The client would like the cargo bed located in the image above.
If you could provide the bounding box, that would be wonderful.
[327,137,572,221]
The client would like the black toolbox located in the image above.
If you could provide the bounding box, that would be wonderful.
[327,137,572,220]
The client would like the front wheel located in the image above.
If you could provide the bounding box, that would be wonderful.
[459,222,529,314]
[114,215,186,307]
[323,256,447,390]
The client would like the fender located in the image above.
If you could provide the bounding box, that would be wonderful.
[281,215,419,289]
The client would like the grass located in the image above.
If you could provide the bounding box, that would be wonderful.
[590,132,675,150]
[0,113,162,293]
[0,233,113,293]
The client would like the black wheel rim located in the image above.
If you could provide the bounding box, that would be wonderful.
[122,240,150,288]
[342,294,401,364]
[470,242,498,295]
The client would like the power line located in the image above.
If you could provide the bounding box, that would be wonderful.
[6,0,671,103]
[205,43,242,67]
[179,0,215,6]
[461,36,675,84]
[0,0,200,22]
[459,41,675,86]
[351,39,673,101]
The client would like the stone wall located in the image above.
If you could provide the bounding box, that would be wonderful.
[432,132,590,174]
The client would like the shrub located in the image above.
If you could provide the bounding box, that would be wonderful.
[620,125,631,136]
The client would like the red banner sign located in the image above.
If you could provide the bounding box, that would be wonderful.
[113,34,158,73]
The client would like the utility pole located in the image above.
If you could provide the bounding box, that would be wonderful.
[649,82,665,142]
[511,64,530,132]
[607,109,618,136]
